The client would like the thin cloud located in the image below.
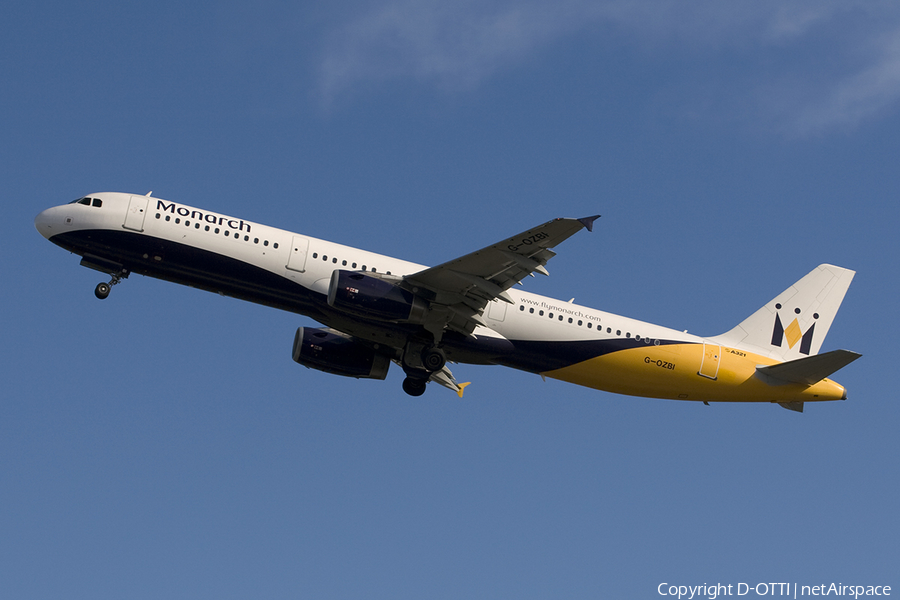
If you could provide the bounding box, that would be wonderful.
[316,0,900,135]
[318,0,587,102]
[787,29,900,134]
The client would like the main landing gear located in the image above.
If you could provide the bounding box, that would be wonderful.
[94,270,129,300]
[401,342,446,397]
[402,376,428,397]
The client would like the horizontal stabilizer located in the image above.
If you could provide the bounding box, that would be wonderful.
[429,364,470,397]
[756,349,861,386]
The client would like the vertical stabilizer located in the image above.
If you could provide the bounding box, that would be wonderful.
[712,264,855,360]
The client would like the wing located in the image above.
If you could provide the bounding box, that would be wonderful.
[402,215,599,338]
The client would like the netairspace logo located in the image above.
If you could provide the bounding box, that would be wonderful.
[657,582,891,599]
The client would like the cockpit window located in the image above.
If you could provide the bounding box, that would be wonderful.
[69,197,102,207]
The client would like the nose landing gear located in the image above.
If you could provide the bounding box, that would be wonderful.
[94,282,111,299]
[94,270,129,299]
[80,254,130,300]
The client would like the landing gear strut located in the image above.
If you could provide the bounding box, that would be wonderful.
[94,270,129,300]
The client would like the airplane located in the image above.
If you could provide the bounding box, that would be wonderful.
[35,192,860,411]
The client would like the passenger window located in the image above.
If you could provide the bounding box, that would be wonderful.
[273,243,278,248]
[264,240,269,246]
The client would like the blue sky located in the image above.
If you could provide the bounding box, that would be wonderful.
[2,1,898,598]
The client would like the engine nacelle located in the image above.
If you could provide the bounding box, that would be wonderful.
[292,327,390,380]
[327,270,427,323]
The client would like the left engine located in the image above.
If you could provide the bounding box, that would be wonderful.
[292,327,391,379]
[327,270,427,323]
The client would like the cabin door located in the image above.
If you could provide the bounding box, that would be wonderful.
[697,343,721,380]
[286,236,310,272]
[123,195,149,232]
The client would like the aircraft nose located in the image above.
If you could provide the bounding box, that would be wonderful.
[34,207,59,240]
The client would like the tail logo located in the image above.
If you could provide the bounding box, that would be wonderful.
[771,304,819,355]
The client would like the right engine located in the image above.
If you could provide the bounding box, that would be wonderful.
[292,327,391,379]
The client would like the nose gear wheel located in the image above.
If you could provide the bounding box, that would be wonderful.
[94,269,129,300]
